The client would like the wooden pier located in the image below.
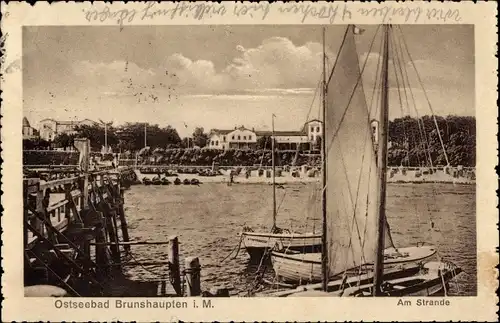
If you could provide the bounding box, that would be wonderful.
[23,139,216,297]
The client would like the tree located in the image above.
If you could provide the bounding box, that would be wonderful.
[74,122,182,152]
[256,135,272,150]
[192,127,209,148]
[387,115,476,167]
[73,124,117,151]
[53,133,75,149]
[181,137,191,148]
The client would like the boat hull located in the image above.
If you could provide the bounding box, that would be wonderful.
[261,261,461,297]
[241,231,322,262]
[337,261,462,297]
[271,245,437,283]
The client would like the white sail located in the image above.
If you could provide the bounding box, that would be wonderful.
[325,25,380,277]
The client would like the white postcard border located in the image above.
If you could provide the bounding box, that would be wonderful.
[1,2,498,321]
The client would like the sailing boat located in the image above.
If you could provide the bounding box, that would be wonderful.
[268,25,461,296]
[241,114,322,261]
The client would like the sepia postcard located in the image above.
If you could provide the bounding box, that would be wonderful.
[1,1,498,322]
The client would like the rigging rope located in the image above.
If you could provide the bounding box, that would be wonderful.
[393,28,451,268]
[390,29,428,243]
[397,25,450,166]
[389,31,411,168]
[391,30,434,168]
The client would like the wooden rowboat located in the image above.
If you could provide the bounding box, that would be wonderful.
[271,244,437,284]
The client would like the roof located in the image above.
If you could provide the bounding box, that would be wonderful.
[23,117,31,127]
[80,118,97,124]
[210,129,233,135]
[40,118,97,126]
[302,119,322,131]
[57,121,80,125]
[255,130,306,137]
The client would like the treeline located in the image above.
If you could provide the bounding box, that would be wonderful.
[23,116,475,167]
[388,115,475,167]
[23,122,210,152]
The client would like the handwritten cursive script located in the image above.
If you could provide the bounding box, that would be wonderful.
[277,3,351,24]
[82,2,463,28]
[83,2,227,29]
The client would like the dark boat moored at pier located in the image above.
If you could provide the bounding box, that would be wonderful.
[183,178,191,185]
[161,178,171,185]
[174,178,182,185]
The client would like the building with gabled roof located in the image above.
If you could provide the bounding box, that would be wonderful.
[207,119,323,151]
[39,118,97,141]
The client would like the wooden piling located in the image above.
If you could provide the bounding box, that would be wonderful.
[74,139,91,259]
[117,188,131,252]
[105,207,121,265]
[35,186,46,239]
[185,256,201,296]
[94,211,109,278]
[168,236,181,296]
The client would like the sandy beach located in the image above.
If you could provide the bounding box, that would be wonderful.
[135,168,475,185]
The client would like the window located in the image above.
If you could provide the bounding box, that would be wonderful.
[223,136,226,142]
[249,135,252,140]
[316,126,320,132]
[310,135,314,141]
[310,126,314,133]
[243,136,246,140]
[216,141,219,146]
[238,135,241,140]
[232,136,235,140]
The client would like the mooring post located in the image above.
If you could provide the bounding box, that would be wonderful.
[117,186,131,252]
[35,185,45,237]
[95,211,109,278]
[168,236,182,296]
[105,208,121,265]
[185,256,201,296]
[74,138,91,257]
[74,138,90,209]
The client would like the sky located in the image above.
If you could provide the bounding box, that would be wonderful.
[23,25,474,137]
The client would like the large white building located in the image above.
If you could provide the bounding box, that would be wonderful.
[39,118,97,141]
[208,119,323,151]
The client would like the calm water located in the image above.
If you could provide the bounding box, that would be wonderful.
[122,182,476,296]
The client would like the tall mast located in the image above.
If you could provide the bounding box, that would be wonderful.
[271,114,277,229]
[144,123,147,148]
[373,24,390,296]
[321,26,328,292]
